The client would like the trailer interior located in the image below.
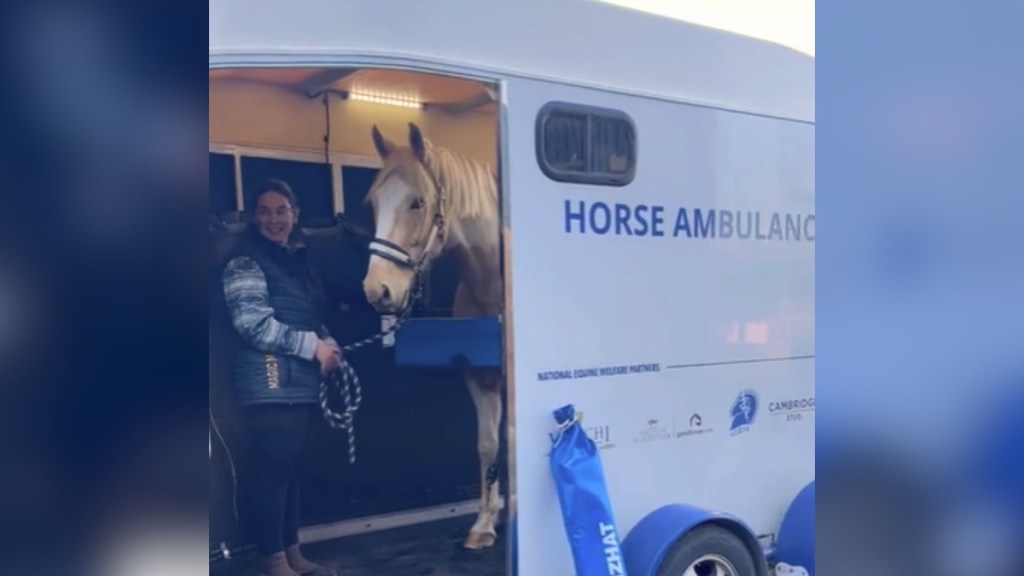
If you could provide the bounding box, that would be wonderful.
[208,66,508,576]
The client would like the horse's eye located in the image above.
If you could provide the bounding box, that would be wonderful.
[409,198,424,210]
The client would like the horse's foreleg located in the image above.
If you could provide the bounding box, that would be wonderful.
[463,369,503,550]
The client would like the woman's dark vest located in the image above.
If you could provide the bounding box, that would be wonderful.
[227,231,326,406]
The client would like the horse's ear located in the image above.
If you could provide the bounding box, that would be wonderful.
[408,122,427,162]
[371,125,394,159]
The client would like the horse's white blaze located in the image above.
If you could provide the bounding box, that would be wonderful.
[367,174,411,269]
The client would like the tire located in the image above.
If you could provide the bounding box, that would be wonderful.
[656,524,757,576]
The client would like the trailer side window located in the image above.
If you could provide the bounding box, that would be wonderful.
[210,152,238,215]
[536,103,636,186]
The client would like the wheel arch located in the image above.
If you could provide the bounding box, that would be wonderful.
[621,503,769,576]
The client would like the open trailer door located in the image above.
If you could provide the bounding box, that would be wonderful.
[210,64,515,575]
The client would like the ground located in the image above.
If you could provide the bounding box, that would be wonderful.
[211,517,507,576]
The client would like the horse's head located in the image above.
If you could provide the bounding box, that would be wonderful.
[363,122,446,313]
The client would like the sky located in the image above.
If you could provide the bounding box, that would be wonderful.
[598,0,815,56]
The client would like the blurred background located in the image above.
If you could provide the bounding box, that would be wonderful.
[817,2,1024,575]
[0,0,207,574]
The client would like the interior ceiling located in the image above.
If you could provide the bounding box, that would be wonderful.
[209,67,495,112]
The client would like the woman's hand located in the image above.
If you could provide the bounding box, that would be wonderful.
[315,338,343,375]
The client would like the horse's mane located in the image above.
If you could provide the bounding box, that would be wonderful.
[368,141,498,236]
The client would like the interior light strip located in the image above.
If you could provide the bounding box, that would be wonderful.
[348,91,423,109]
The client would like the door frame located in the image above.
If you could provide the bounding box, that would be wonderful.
[209,57,518,549]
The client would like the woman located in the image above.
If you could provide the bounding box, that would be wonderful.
[222,179,340,576]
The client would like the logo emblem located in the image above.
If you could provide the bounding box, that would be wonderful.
[547,419,615,456]
[729,389,758,435]
[674,412,712,438]
[768,396,815,423]
[633,418,672,444]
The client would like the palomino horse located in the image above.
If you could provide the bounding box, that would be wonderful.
[362,123,504,550]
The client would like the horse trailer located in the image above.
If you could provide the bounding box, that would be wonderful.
[209,1,815,575]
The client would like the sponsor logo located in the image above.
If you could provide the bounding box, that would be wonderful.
[729,389,759,436]
[587,424,616,450]
[768,396,815,422]
[675,412,713,438]
[548,412,615,453]
[633,418,673,444]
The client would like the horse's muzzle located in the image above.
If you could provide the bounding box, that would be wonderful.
[365,280,413,315]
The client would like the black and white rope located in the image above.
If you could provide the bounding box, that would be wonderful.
[317,284,422,464]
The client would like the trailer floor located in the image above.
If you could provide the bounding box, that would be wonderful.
[212,517,507,576]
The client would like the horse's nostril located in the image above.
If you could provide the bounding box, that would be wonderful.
[380,284,392,303]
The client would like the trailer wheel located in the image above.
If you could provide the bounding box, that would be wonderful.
[655,524,756,576]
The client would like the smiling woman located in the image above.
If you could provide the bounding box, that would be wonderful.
[220,178,344,576]
[252,180,302,246]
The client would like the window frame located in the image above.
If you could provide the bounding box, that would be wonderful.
[535,101,637,187]
[209,151,242,215]
[208,142,382,214]
[237,155,338,222]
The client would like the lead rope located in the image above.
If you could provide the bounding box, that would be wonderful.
[318,281,423,464]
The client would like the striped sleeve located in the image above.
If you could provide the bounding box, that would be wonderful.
[222,256,319,361]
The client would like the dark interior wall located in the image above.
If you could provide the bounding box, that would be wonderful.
[209,153,481,547]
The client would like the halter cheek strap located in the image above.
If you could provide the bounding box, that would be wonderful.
[367,166,447,276]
